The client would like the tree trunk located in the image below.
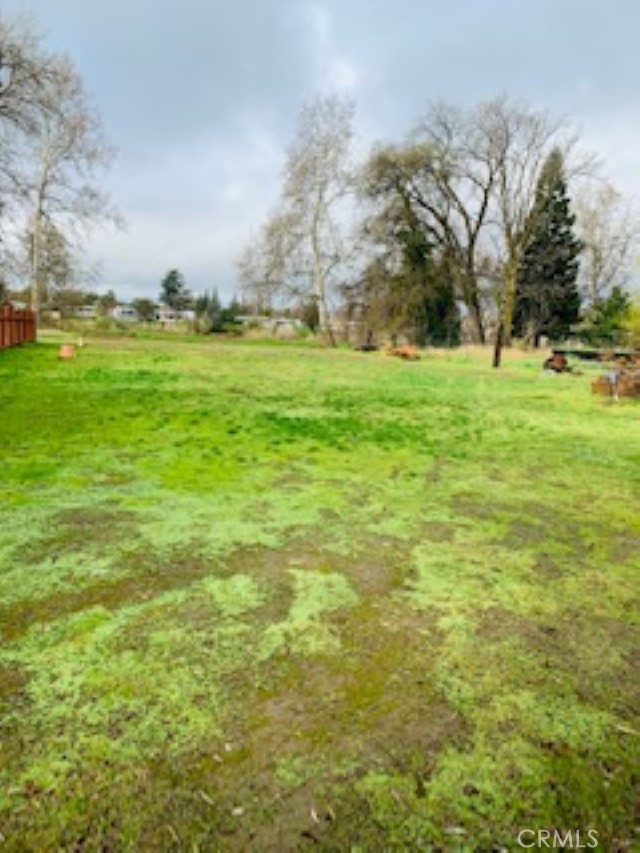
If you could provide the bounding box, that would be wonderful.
[29,168,48,324]
[492,258,517,368]
[501,259,519,347]
[29,211,42,322]
[492,321,504,368]
[461,274,485,343]
[316,292,336,347]
[311,208,336,347]
[468,296,485,344]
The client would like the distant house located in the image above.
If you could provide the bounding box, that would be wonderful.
[155,305,195,323]
[68,301,195,324]
[236,315,303,330]
[112,304,138,321]
[235,315,303,339]
[71,305,98,319]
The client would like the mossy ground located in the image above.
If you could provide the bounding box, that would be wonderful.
[0,334,638,850]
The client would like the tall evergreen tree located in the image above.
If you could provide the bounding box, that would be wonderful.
[514,149,582,346]
[159,269,191,310]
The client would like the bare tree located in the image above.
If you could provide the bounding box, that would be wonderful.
[0,15,54,248]
[360,98,580,348]
[0,15,57,133]
[1,16,120,314]
[358,144,462,344]
[238,94,355,344]
[409,101,507,343]
[573,181,639,304]
[361,107,498,344]
[17,56,120,317]
[482,100,569,349]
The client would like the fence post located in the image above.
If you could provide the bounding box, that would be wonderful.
[10,305,16,347]
[0,305,7,348]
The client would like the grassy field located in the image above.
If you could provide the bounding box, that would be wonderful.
[0,335,638,851]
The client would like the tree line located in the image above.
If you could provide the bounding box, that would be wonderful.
[238,95,639,362]
[158,268,242,332]
[3,266,242,334]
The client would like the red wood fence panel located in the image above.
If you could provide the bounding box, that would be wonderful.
[0,304,37,349]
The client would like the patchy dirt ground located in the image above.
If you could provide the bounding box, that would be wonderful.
[0,337,638,850]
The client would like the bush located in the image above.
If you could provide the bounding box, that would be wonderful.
[622,300,640,347]
[579,287,632,346]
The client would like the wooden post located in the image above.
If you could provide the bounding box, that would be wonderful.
[0,305,7,348]
[10,305,17,347]
[492,322,504,369]
[0,305,8,348]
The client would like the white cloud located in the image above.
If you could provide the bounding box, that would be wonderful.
[327,58,360,92]
[308,1,331,46]
[307,3,360,94]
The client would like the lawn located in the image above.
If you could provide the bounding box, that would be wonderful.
[0,335,638,851]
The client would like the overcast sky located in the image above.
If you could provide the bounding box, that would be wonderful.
[4,0,640,301]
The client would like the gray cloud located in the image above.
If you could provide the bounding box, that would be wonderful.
[4,0,640,299]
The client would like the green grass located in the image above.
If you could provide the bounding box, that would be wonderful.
[0,336,638,851]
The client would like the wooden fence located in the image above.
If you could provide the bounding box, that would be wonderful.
[0,304,37,349]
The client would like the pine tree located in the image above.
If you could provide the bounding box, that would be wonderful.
[514,149,582,346]
[159,269,191,311]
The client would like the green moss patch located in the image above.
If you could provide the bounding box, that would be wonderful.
[0,337,637,849]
